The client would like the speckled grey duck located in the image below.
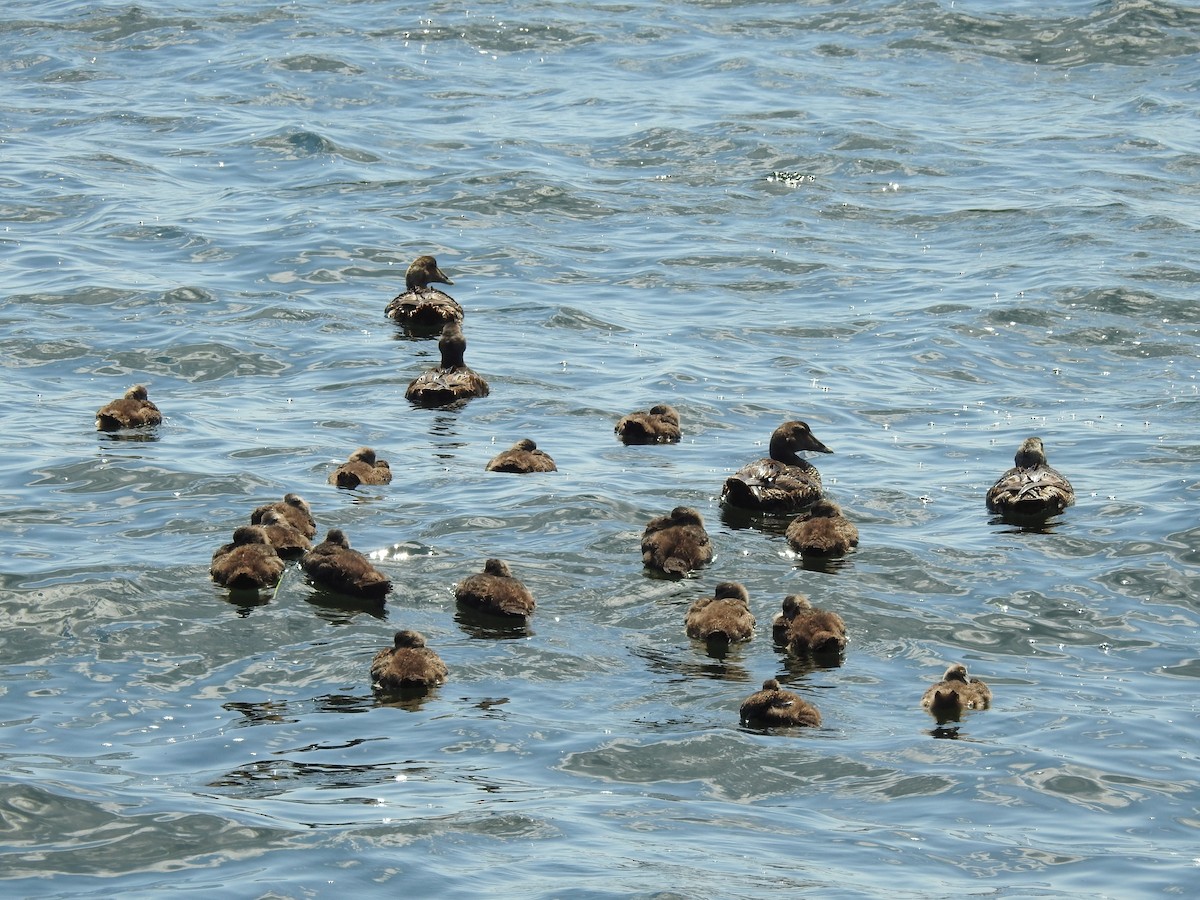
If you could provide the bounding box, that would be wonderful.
[614,404,681,445]
[95,384,162,431]
[785,499,859,557]
[250,493,317,540]
[301,529,392,600]
[404,321,490,407]
[771,594,847,656]
[739,678,822,729]
[921,663,992,720]
[641,506,713,576]
[454,558,535,619]
[986,437,1075,520]
[384,255,463,331]
[684,581,755,644]
[255,509,312,558]
[721,420,832,513]
[485,438,557,473]
[210,525,285,590]
[370,630,449,691]
[329,446,393,489]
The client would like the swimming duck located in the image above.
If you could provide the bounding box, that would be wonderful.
[485,438,557,473]
[721,420,832,513]
[771,594,847,656]
[986,437,1075,520]
[329,446,393,489]
[301,528,392,600]
[255,509,312,558]
[370,629,449,691]
[210,525,285,590]
[739,678,822,729]
[641,506,714,576]
[404,321,490,407]
[454,558,535,619]
[614,404,681,445]
[250,493,317,540]
[95,384,162,431]
[921,663,992,720]
[785,499,859,556]
[384,255,463,331]
[684,581,755,644]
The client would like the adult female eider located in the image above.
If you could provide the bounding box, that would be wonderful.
[370,630,449,691]
[211,525,285,590]
[301,529,392,600]
[405,321,490,407]
[384,255,463,331]
[785,499,859,557]
[641,506,713,576]
[615,404,681,444]
[455,558,535,619]
[986,437,1074,520]
[685,581,755,644]
[739,678,822,729]
[921,663,992,720]
[721,420,832,513]
[485,439,557,473]
[95,384,162,431]
[329,446,392,489]
[250,493,317,540]
[771,594,847,657]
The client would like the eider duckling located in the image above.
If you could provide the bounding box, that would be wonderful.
[211,525,285,590]
[455,558,535,620]
[485,438,557,473]
[921,663,992,720]
[301,529,392,600]
[250,493,317,540]
[739,678,822,729]
[370,630,449,692]
[384,255,463,331]
[404,321,490,407]
[785,498,859,557]
[329,446,393,489]
[684,581,755,644]
[615,404,681,445]
[986,437,1075,520]
[771,594,847,657]
[641,506,713,576]
[254,509,312,558]
[95,384,162,431]
[721,420,832,513]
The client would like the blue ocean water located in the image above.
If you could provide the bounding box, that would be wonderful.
[2,0,1199,896]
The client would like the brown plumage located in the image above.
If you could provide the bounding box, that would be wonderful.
[255,509,312,558]
[739,678,822,728]
[250,493,317,540]
[95,384,162,431]
[641,506,713,576]
[785,499,859,556]
[455,558,535,619]
[771,594,847,656]
[370,630,449,691]
[211,525,285,590]
[329,446,393,489]
[404,321,490,407]
[301,529,392,600]
[721,420,832,512]
[384,255,463,331]
[485,439,557,473]
[921,663,992,721]
[615,404,681,445]
[986,437,1075,521]
[684,581,755,644]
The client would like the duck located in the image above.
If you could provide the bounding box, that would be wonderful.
[485,438,557,473]
[370,630,449,691]
[771,594,847,656]
[254,509,312,558]
[684,581,755,644]
[454,558,535,619]
[614,404,681,445]
[95,384,162,431]
[404,321,490,407]
[250,493,317,540]
[301,529,392,600]
[720,420,832,513]
[785,499,859,557]
[739,678,822,728]
[986,437,1075,520]
[921,663,992,720]
[384,255,463,331]
[641,506,713,576]
[210,525,285,590]
[329,446,392,489]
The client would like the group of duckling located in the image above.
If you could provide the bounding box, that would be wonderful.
[95,255,1077,728]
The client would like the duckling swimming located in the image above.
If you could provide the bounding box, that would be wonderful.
[641,506,713,576]
[384,255,463,332]
[721,420,832,513]
[405,321,490,407]
[685,581,755,644]
[986,437,1075,521]
[95,384,162,431]
[455,558,535,619]
[485,438,557,473]
[329,446,393,489]
[771,594,847,656]
[250,493,317,540]
[301,529,392,600]
[615,404,681,445]
[370,629,449,691]
[211,525,285,590]
[921,663,992,721]
[739,678,822,729]
[785,499,859,557]
[255,509,312,558]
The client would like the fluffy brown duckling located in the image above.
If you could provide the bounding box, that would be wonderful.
[404,321,490,407]
[250,493,317,540]
[641,506,713,576]
[986,437,1075,520]
[921,663,992,721]
[739,678,822,729]
[614,404,681,444]
[454,558,535,619]
[370,630,449,691]
[684,581,755,644]
[384,255,463,331]
[211,525,285,590]
[785,499,859,557]
[255,509,312,558]
[95,384,162,431]
[301,529,392,600]
[771,594,847,656]
[329,446,393,489]
[485,438,557,473]
[721,420,832,513]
